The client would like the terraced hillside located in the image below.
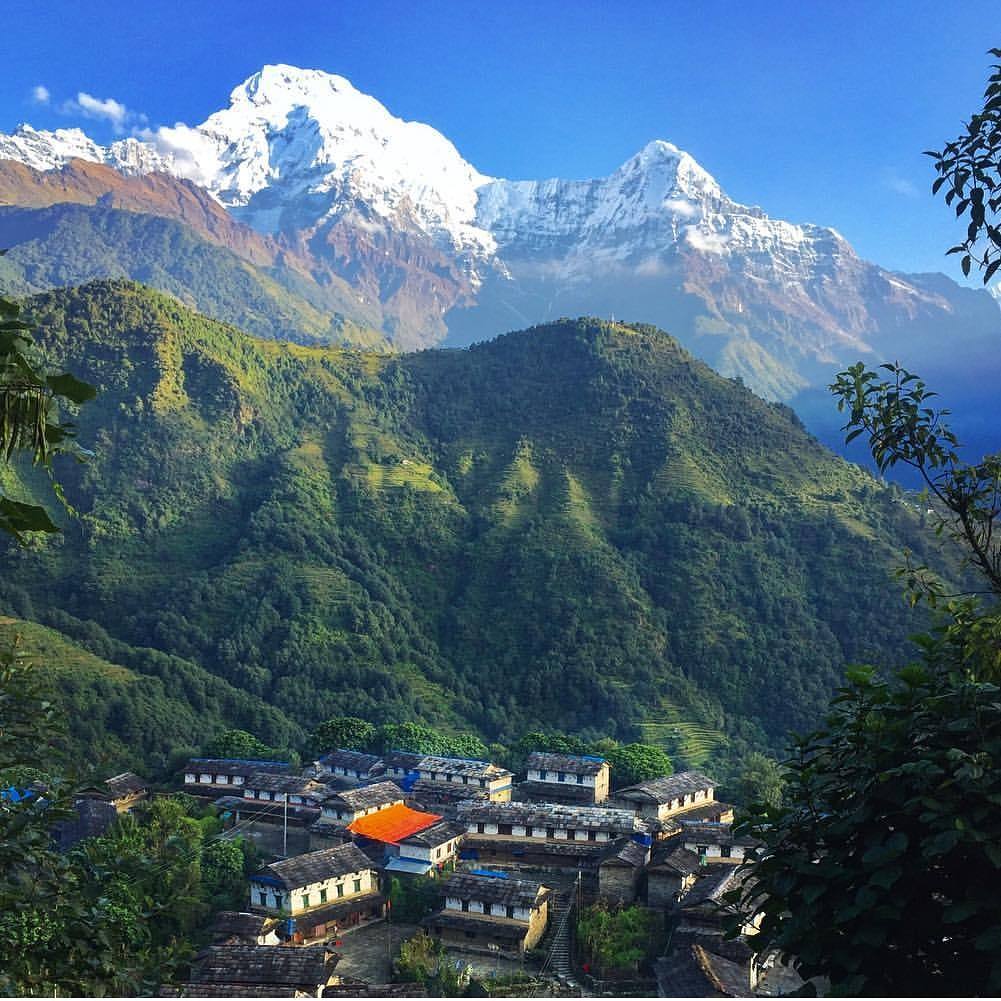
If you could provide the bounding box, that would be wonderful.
[0,282,957,773]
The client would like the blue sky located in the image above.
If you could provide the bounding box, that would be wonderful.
[4,0,997,279]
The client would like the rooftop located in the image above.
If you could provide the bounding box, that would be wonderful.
[651,844,703,876]
[325,780,404,811]
[318,749,385,773]
[615,770,716,802]
[681,823,758,847]
[526,751,607,775]
[458,799,650,834]
[244,772,327,795]
[188,945,334,987]
[418,755,512,780]
[399,819,467,848]
[442,872,550,909]
[255,843,374,889]
[598,837,651,868]
[210,911,275,942]
[185,758,293,778]
[347,802,442,843]
[104,771,147,798]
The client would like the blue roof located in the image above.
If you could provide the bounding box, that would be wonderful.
[384,856,432,875]
[471,868,509,879]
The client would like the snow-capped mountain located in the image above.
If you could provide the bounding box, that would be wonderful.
[1,63,997,404]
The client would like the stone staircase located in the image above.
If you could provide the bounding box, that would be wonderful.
[541,889,573,978]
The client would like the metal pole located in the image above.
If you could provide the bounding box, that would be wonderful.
[283,795,288,856]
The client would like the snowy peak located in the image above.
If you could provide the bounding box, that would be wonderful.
[0,124,171,176]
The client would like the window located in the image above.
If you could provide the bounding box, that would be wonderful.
[258,891,267,906]
[320,888,328,903]
[499,824,512,836]
[484,903,493,916]
[567,829,576,840]
[546,827,555,839]
[301,894,310,909]
[525,826,534,838]
[477,823,485,834]
[479,778,487,788]
[507,906,515,919]
[337,884,345,898]
[558,771,566,782]
[587,829,597,841]
[721,845,732,858]
[353,879,362,894]
[539,769,548,780]
[576,774,584,784]
[461,900,469,912]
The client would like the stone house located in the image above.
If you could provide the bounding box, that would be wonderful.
[424,872,551,957]
[209,911,281,946]
[161,944,339,996]
[612,771,718,822]
[243,773,330,807]
[680,823,757,864]
[103,772,150,812]
[183,758,293,794]
[646,844,702,908]
[520,752,611,804]
[384,820,467,877]
[315,749,385,784]
[320,781,406,823]
[596,836,651,905]
[250,843,385,942]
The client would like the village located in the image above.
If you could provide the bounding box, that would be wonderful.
[63,746,806,998]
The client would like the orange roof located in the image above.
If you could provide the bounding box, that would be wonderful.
[347,802,442,844]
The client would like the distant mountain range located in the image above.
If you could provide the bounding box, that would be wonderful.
[1,63,998,455]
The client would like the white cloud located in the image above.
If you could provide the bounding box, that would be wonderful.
[685,225,729,255]
[30,84,50,106]
[883,171,919,199]
[60,91,145,134]
[136,123,222,187]
[663,197,699,220]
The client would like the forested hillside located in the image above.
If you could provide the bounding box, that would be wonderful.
[0,281,955,775]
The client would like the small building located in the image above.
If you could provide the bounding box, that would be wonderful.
[54,796,118,850]
[417,756,514,802]
[386,820,467,877]
[315,749,385,784]
[243,773,330,807]
[424,872,551,958]
[612,770,717,822]
[250,843,385,942]
[596,836,651,905]
[346,802,442,857]
[646,844,702,908]
[409,778,491,817]
[209,911,281,946]
[654,930,757,997]
[521,752,610,804]
[680,823,757,864]
[165,944,339,996]
[103,772,149,812]
[321,781,406,823]
[382,751,425,786]
[183,758,293,793]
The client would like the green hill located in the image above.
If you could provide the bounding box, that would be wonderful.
[0,281,955,773]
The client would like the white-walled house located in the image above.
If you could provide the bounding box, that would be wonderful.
[425,873,551,957]
[249,843,385,943]
[314,749,385,783]
[182,758,292,793]
[385,820,467,877]
[319,781,405,823]
[521,752,611,804]
[613,771,718,821]
[242,772,329,806]
[680,822,758,864]
[383,753,513,801]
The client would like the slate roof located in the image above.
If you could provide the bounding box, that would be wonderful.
[418,755,512,781]
[184,758,293,778]
[244,773,327,796]
[104,771,147,799]
[255,843,374,889]
[681,867,741,910]
[598,837,651,868]
[325,982,428,997]
[673,801,734,823]
[681,822,758,847]
[526,751,607,775]
[615,770,716,802]
[158,984,302,997]
[654,931,753,997]
[411,778,490,804]
[383,750,424,772]
[210,911,275,942]
[651,845,702,876]
[518,780,600,804]
[188,944,334,987]
[458,799,650,834]
[442,872,550,908]
[325,780,404,811]
[214,795,321,825]
[399,819,467,848]
[318,749,385,774]
[291,893,386,929]
[465,837,604,859]
[55,797,118,849]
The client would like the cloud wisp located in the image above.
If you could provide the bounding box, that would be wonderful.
[59,91,147,134]
[30,84,50,106]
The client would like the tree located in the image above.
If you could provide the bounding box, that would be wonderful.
[605,742,671,788]
[309,716,377,755]
[577,902,660,978]
[0,291,95,542]
[928,48,1001,283]
[732,374,1001,993]
[732,751,785,811]
[203,728,277,760]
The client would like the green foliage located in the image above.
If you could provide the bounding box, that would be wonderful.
[3,284,951,768]
[378,721,488,759]
[203,728,279,760]
[605,742,672,788]
[730,751,785,811]
[927,48,1001,283]
[387,875,441,923]
[394,928,468,994]
[310,716,378,755]
[0,290,94,542]
[577,902,661,978]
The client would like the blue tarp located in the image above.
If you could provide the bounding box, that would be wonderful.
[385,856,432,875]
